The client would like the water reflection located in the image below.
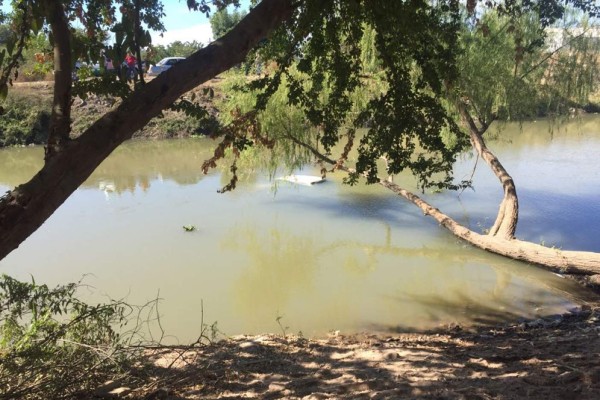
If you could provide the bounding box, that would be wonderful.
[0,139,216,193]
[225,226,319,323]
[381,289,560,333]
[0,117,599,338]
[224,218,594,335]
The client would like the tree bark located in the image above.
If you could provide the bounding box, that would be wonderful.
[378,180,600,275]
[0,0,295,260]
[43,0,72,160]
[457,102,518,240]
[133,0,145,84]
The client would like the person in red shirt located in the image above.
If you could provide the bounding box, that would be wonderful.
[124,51,137,81]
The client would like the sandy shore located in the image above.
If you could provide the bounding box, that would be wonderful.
[90,306,600,399]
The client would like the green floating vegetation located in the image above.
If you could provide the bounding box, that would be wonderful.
[183,225,196,232]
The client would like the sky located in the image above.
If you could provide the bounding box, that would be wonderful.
[139,0,252,46]
[151,0,215,46]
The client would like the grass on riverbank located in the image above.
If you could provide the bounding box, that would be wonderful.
[0,89,51,147]
[0,274,221,399]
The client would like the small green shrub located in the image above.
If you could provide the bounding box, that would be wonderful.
[143,110,219,138]
[0,275,135,399]
[0,94,51,147]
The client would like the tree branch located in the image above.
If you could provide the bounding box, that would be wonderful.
[0,1,31,89]
[519,27,592,81]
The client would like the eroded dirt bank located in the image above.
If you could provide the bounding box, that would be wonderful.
[96,307,600,400]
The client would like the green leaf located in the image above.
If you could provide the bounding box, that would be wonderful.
[182,225,196,232]
[0,84,8,101]
[6,38,15,56]
[31,15,43,34]
[143,30,152,47]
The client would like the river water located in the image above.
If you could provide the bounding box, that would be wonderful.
[1,116,599,340]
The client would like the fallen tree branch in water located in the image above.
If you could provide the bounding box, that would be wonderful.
[285,134,600,278]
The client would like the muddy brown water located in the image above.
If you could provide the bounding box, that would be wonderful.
[1,116,599,341]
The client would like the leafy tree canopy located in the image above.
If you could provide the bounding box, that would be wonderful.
[150,40,204,61]
[209,5,247,39]
[218,0,597,190]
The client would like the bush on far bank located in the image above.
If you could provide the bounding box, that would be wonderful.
[0,92,50,147]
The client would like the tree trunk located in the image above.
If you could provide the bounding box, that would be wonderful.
[133,0,145,84]
[43,0,72,160]
[0,0,294,260]
[378,180,600,275]
[457,102,518,240]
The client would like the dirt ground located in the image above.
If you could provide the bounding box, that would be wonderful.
[92,306,600,400]
[10,78,222,140]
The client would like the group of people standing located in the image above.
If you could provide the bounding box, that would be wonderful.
[95,49,140,81]
[72,49,142,83]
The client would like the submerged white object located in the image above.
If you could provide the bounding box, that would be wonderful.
[98,181,116,192]
[278,175,325,186]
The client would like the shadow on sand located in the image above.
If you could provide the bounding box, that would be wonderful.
[127,308,600,399]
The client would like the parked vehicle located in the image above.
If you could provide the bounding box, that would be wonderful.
[147,57,185,76]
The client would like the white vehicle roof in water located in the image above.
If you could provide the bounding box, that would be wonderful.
[278,175,325,186]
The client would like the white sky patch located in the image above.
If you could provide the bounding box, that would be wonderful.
[152,23,213,46]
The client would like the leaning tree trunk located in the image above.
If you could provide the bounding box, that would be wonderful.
[457,102,518,240]
[451,105,600,276]
[378,179,600,275]
[0,0,295,260]
[288,135,600,276]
